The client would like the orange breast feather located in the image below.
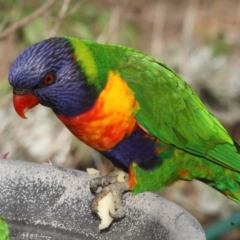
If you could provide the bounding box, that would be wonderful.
[57,71,139,151]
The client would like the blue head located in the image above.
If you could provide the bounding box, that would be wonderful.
[9,37,98,118]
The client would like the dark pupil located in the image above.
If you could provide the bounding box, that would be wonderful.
[45,75,52,83]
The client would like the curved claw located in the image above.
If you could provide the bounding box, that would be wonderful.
[90,177,109,193]
[90,187,112,214]
[90,171,130,221]
[109,206,126,220]
[90,171,128,194]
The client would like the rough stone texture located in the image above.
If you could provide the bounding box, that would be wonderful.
[0,160,206,240]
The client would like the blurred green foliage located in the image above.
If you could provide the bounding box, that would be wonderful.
[207,32,231,57]
[0,0,141,49]
[0,81,11,98]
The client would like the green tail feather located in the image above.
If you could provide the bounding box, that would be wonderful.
[131,145,240,204]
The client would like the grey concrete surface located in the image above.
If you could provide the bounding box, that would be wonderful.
[0,160,206,240]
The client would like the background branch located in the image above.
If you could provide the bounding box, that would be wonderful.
[0,0,57,39]
[49,0,71,37]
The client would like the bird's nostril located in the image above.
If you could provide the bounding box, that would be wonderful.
[13,88,32,96]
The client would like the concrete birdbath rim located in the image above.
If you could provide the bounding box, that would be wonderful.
[0,159,206,240]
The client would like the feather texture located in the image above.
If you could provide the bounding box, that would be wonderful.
[8,37,240,204]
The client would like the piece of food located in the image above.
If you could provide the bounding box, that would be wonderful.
[97,192,115,230]
[87,168,100,176]
[117,171,126,183]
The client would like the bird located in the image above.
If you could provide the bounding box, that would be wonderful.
[9,37,240,219]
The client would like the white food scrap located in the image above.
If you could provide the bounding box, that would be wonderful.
[87,168,100,175]
[117,171,126,183]
[97,192,115,230]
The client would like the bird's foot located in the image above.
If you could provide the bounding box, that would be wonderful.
[90,171,130,224]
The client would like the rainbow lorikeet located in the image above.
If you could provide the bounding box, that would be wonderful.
[9,37,240,219]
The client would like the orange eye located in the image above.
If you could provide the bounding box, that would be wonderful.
[44,74,55,85]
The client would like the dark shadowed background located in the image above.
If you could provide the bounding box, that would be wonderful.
[0,0,240,239]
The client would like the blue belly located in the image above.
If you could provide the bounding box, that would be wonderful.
[101,127,162,171]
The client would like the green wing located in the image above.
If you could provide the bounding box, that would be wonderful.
[118,49,240,172]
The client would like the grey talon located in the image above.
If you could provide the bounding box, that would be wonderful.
[89,171,130,220]
[90,187,112,214]
[109,207,126,220]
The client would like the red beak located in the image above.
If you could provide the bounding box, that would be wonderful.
[13,93,39,119]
